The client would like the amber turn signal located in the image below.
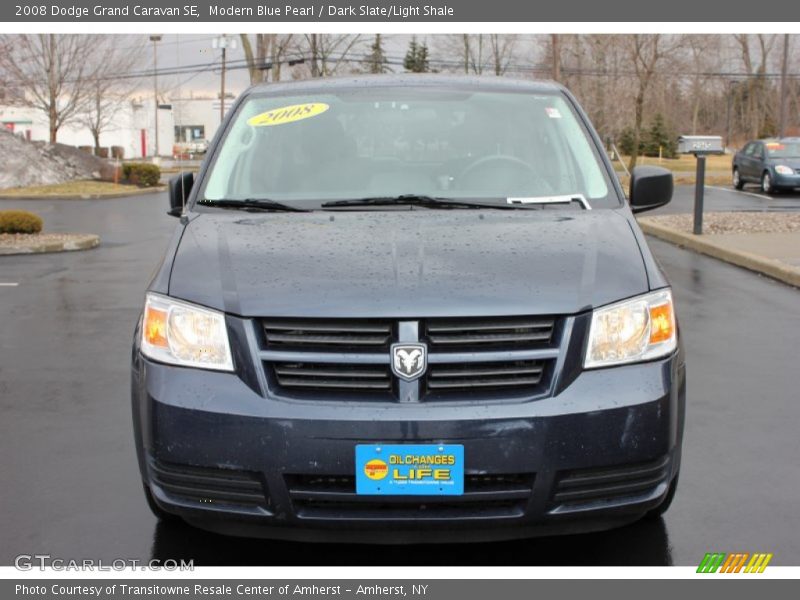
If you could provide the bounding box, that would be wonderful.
[649,302,674,344]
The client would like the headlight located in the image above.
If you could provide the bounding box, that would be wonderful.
[584,289,676,369]
[141,293,233,371]
[775,165,794,175]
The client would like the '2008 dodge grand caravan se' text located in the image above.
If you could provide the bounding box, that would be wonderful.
[132,75,685,543]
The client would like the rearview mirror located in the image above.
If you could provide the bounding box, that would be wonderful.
[168,172,193,217]
[629,166,673,214]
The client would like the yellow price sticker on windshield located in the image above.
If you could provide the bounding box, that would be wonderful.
[247,103,329,127]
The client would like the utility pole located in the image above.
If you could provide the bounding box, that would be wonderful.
[551,34,561,81]
[213,35,237,125]
[149,35,162,157]
[726,80,734,151]
[779,34,790,138]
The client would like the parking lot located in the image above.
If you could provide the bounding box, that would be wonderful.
[0,185,798,566]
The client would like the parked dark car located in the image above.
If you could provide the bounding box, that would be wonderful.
[131,75,685,542]
[732,138,800,193]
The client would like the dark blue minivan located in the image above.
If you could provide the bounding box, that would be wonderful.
[131,75,685,542]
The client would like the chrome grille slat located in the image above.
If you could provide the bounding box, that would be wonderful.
[429,365,544,377]
[423,316,556,349]
[426,360,545,393]
[426,318,554,333]
[274,366,388,378]
[272,362,392,392]
[276,378,391,390]
[428,332,552,344]
[427,376,543,390]
[263,319,392,350]
[267,333,390,346]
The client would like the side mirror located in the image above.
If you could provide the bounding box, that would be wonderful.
[168,172,193,217]
[629,166,673,214]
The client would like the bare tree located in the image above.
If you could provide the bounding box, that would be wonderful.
[488,34,516,76]
[436,35,488,74]
[78,38,145,152]
[733,34,777,138]
[240,34,296,84]
[301,34,362,78]
[627,35,672,170]
[0,34,99,143]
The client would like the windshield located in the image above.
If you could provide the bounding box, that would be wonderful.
[765,141,800,159]
[201,87,618,208]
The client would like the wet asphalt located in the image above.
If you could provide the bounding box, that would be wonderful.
[0,186,798,566]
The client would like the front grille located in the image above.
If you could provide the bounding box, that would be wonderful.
[426,360,545,391]
[150,459,268,509]
[551,455,670,508]
[260,315,561,402]
[285,473,534,520]
[263,318,393,351]
[273,362,392,391]
[423,316,556,350]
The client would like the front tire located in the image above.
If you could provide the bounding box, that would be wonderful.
[733,168,744,190]
[762,171,776,194]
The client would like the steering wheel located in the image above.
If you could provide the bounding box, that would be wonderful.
[456,154,550,194]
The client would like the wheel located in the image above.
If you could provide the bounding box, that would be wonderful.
[761,171,775,194]
[732,168,744,190]
[143,482,180,522]
[646,473,679,518]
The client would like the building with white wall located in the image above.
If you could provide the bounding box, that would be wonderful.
[0,97,174,159]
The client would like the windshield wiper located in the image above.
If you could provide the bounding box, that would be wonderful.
[321,194,522,210]
[198,199,310,212]
[507,194,591,210]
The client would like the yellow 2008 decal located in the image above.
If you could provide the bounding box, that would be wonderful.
[247,102,330,127]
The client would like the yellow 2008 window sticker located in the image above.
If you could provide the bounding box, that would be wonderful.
[247,102,330,127]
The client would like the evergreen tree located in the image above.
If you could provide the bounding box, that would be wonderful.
[404,37,430,73]
[645,114,677,158]
[365,34,388,74]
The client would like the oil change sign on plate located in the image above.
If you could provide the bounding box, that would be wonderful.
[247,102,330,127]
[355,444,464,495]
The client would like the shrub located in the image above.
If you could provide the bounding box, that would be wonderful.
[122,162,161,187]
[0,210,43,234]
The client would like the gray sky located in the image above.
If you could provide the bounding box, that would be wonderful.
[132,33,413,99]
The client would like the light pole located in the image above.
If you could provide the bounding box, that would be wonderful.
[213,35,237,125]
[149,35,162,157]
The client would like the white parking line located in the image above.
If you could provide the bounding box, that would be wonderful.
[0,282,19,287]
[707,185,772,201]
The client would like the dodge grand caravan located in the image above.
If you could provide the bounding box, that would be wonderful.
[131,75,685,542]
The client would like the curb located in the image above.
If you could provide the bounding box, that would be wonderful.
[0,234,100,255]
[0,186,166,200]
[638,220,800,288]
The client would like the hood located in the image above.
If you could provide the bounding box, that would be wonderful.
[168,209,649,318]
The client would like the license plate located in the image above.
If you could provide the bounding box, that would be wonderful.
[355,444,464,495]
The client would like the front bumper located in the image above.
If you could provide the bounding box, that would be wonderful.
[132,346,686,542]
[772,171,800,189]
